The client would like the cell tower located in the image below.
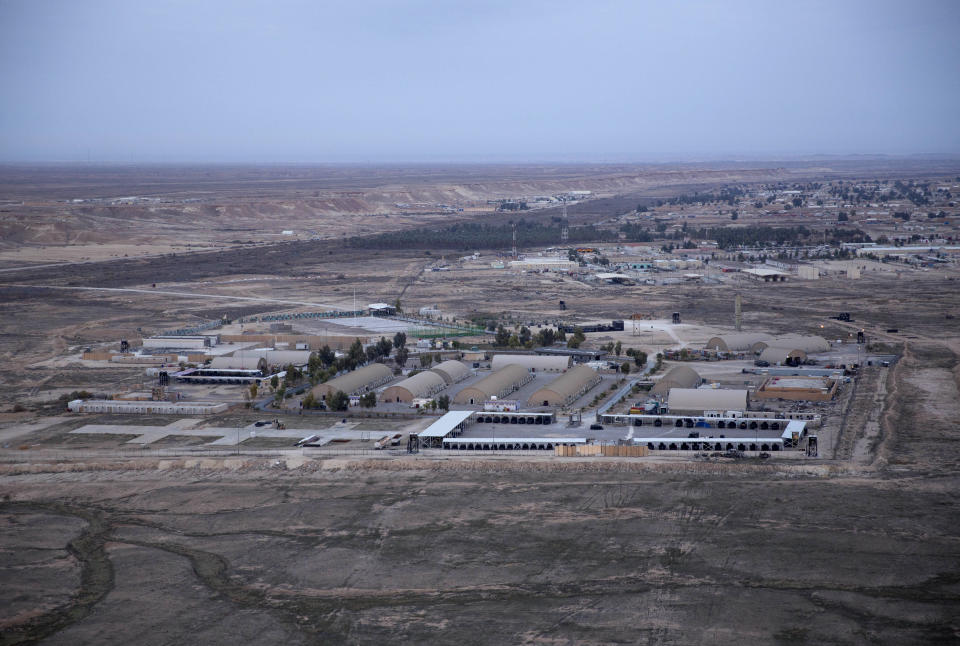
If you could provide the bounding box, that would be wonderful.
[735,293,743,331]
[512,222,518,258]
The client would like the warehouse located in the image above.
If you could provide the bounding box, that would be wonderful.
[142,335,215,350]
[527,365,600,407]
[491,354,571,373]
[507,257,577,272]
[453,365,533,404]
[211,349,312,370]
[312,363,394,399]
[174,367,281,385]
[703,334,772,353]
[381,370,447,403]
[67,399,228,415]
[758,335,830,354]
[651,365,702,397]
[431,360,471,384]
[667,388,749,415]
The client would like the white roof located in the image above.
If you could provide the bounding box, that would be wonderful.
[418,410,474,438]
[743,267,787,277]
[596,272,630,279]
[782,420,806,439]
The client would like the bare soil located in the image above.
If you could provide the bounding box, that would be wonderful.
[2,162,960,644]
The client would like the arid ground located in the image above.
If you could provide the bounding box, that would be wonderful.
[1,162,959,644]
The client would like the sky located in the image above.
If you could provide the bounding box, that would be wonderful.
[1,0,958,162]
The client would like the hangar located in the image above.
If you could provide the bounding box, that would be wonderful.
[758,335,830,354]
[651,366,702,397]
[667,388,749,415]
[527,365,600,407]
[703,334,773,353]
[757,346,805,365]
[491,354,571,373]
[312,363,394,398]
[381,370,447,403]
[453,365,533,404]
[431,360,471,384]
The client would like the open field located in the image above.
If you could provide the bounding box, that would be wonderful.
[1,162,960,644]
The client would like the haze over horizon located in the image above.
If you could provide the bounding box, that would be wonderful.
[1,0,958,163]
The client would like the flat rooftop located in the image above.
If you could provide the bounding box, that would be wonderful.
[418,410,474,439]
[766,376,832,390]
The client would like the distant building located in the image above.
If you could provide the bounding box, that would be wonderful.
[368,303,396,316]
[142,335,216,350]
[742,267,789,282]
[508,257,577,272]
[68,400,228,415]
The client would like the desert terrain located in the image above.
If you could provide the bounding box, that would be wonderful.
[1,161,959,644]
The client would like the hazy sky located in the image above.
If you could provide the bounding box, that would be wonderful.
[1,0,958,161]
